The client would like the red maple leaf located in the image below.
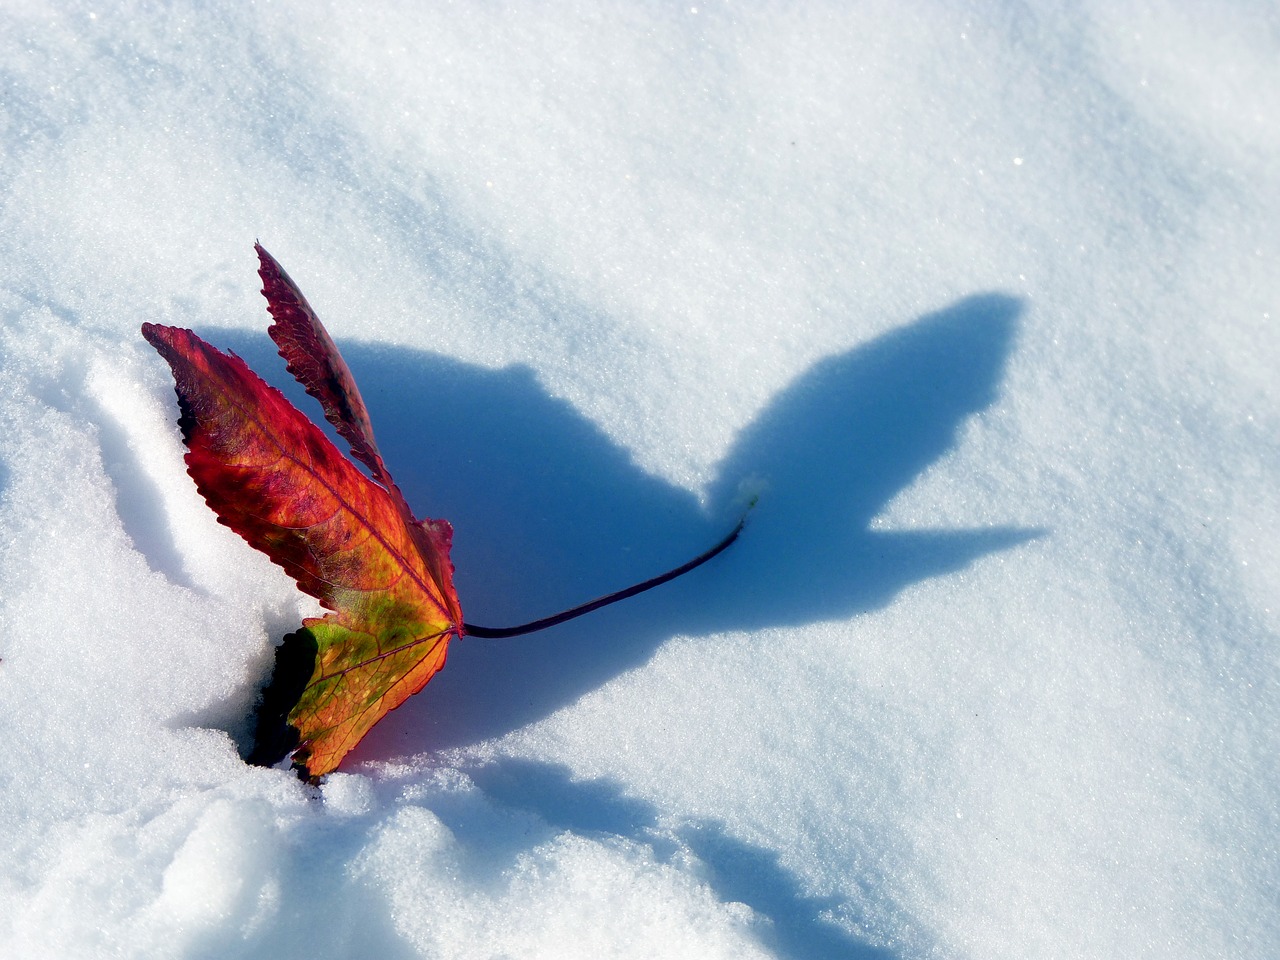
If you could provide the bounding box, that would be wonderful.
[144,245,742,780]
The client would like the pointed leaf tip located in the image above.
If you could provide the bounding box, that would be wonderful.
[255,244,390,488]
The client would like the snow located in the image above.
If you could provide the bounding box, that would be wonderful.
[1,2,1277,958]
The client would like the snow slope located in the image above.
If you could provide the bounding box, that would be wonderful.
[1,2,1277,958]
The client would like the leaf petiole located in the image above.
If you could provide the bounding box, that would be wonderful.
[462,515,747,639]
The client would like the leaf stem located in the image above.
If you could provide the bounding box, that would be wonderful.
[462,516,747,639]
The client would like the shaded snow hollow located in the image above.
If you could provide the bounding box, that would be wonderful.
[1,3,1277,959]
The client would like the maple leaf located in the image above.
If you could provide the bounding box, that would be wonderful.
[142,248,460,779]
[144,245,743,781]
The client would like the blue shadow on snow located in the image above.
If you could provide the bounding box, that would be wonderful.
[211,292,1035,751]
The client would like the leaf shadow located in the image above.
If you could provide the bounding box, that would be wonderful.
[213,291,1036,753]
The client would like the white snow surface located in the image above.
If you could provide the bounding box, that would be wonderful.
[1,3,1277,958]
